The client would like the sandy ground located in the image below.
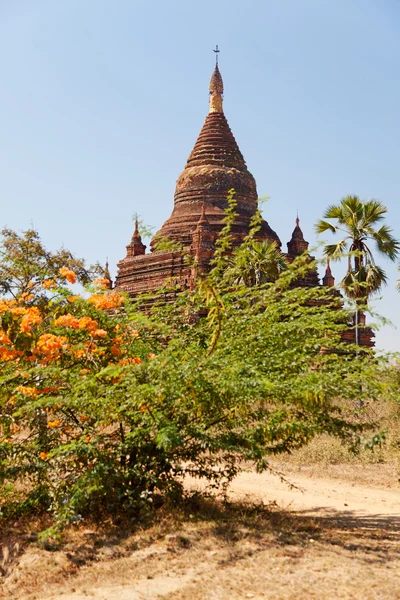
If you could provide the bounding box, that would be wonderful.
[2,468,400,600]
[226,468,400,517]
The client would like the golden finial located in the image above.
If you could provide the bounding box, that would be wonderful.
[209,45,224,113]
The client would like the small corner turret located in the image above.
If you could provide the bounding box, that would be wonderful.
[126,219,146,258]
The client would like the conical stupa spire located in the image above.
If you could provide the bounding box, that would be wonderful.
[126,218,146,257]
[322,259,335,287]
[104,259,113,289]
[197,202,209,226]
[209,63,224,113]
[287,215,309,256]
[149,53,280,251]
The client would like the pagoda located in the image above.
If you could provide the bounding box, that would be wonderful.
[113,54,374,347]
[115,59,280,296]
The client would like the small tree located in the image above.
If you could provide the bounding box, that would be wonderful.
[0,227,102,302]
[223,240,287,287]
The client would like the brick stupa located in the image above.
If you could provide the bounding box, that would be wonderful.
[115,62,280,296]
[113,57,374,347]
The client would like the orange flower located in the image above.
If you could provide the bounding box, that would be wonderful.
[93,277,110,290]
[118,357,142,366]
[67,296,79,303]
[0,299,16,314]
[147,353,156,360]
[16,385,38,397]
[39,452,48,460]
[59,267,77,284]
[88,293,124,310]
[78,316,98,332]
[48,419,61,428]
[54,314,80,329]
[35,333,68,362]
[43,279,57,289]
[11,306,27,316]
[92,328,107,338]
[79,414,90,422]
[84,435,91,442]
[20,292,35,302]
[111,345,122,357]
[0,347,21,361]
[0,332,11,345]
[39,386,59,394]
[20,307,42,333]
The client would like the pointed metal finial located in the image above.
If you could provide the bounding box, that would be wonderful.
[209,49,224,113]
[296,211,300,227]
[213,44,220,66]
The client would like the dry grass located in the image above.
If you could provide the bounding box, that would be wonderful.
[1,494,400,600]
[2,398,400,599]
[272,393,400,479]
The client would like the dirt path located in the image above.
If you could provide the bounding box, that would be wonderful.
[225,468,400,517]
[4,469,400,600]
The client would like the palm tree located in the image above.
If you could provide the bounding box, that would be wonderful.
[223,240,287,287]
[315,195,400,336]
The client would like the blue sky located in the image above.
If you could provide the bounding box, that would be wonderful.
[1,0,399,351]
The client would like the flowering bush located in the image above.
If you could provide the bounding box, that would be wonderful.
[0,215,390,530]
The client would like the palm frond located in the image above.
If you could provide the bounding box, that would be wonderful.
[374,225,400,261]
[323,241,348,259]
[314,219,337,234]
[323,205,344,221]
[361,199,387,225]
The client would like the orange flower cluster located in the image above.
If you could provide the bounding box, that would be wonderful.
[20,292,35,302]
[117,357,142,366]
[0,333,21,361]
[43,279,57,290]
[92,328,107,338]
[54,314,80,328]
[39,386,59,394]
[0,299,16,314]
[93,277,111,289]
[20,307,42,333]
[78,316,98,332]
[48,419,61,428]
[0,332,11,345]
[59,267,77,284]
[111,345,122,357]
[10,306,26,316]
[16,385,38,397]
[88,293,124,310]
[0,347,20,361]
[54,314,99,333]
[35,333,68,362]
